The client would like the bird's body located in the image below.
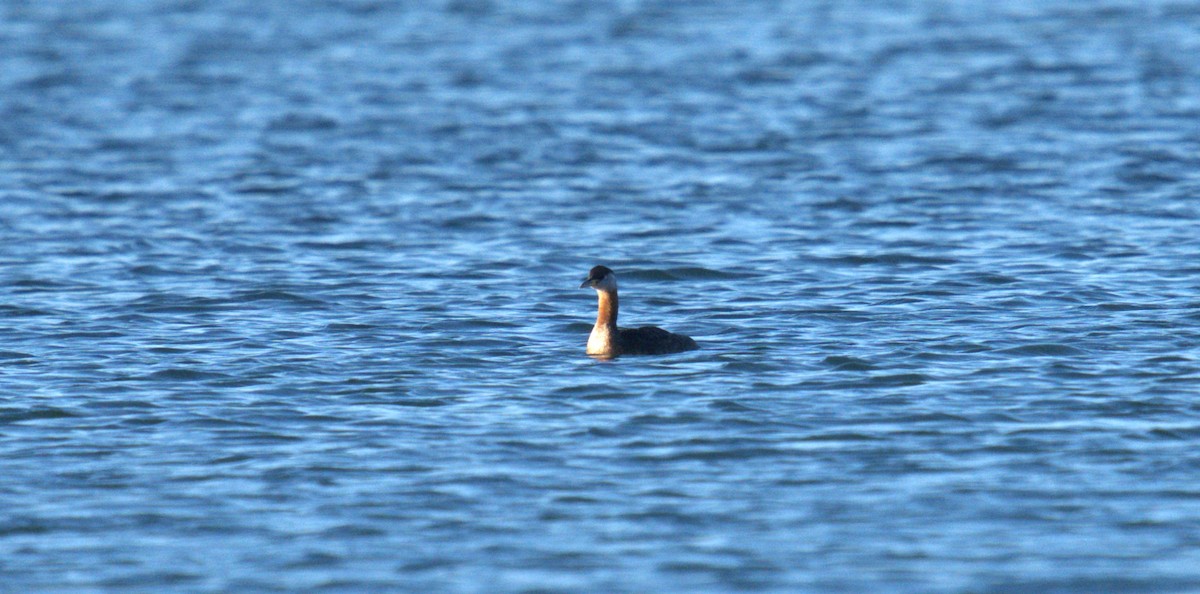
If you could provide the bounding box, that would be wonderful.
[580,265,698,358]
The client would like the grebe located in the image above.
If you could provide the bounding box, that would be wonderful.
[580,265,698,357]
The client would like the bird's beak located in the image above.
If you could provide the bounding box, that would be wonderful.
[580,277,596,289]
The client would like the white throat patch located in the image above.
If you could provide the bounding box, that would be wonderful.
[593,273,618,292]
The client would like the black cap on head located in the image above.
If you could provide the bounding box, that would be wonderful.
[580,265,614,288]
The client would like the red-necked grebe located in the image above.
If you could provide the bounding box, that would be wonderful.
[580,265,698,357]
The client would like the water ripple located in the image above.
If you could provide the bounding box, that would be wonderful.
[3,1,1200,592]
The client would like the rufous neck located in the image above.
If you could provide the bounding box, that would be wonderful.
[595,289,618,328]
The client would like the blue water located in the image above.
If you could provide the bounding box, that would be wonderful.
[4,1,1200,591]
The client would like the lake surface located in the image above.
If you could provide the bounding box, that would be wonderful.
[3,1,1200,592]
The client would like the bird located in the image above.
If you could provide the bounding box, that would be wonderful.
[579,265,698,357]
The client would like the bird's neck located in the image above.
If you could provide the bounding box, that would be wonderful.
[595,289,618,329]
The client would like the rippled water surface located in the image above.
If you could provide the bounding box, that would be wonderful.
[4,1,1200,592]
